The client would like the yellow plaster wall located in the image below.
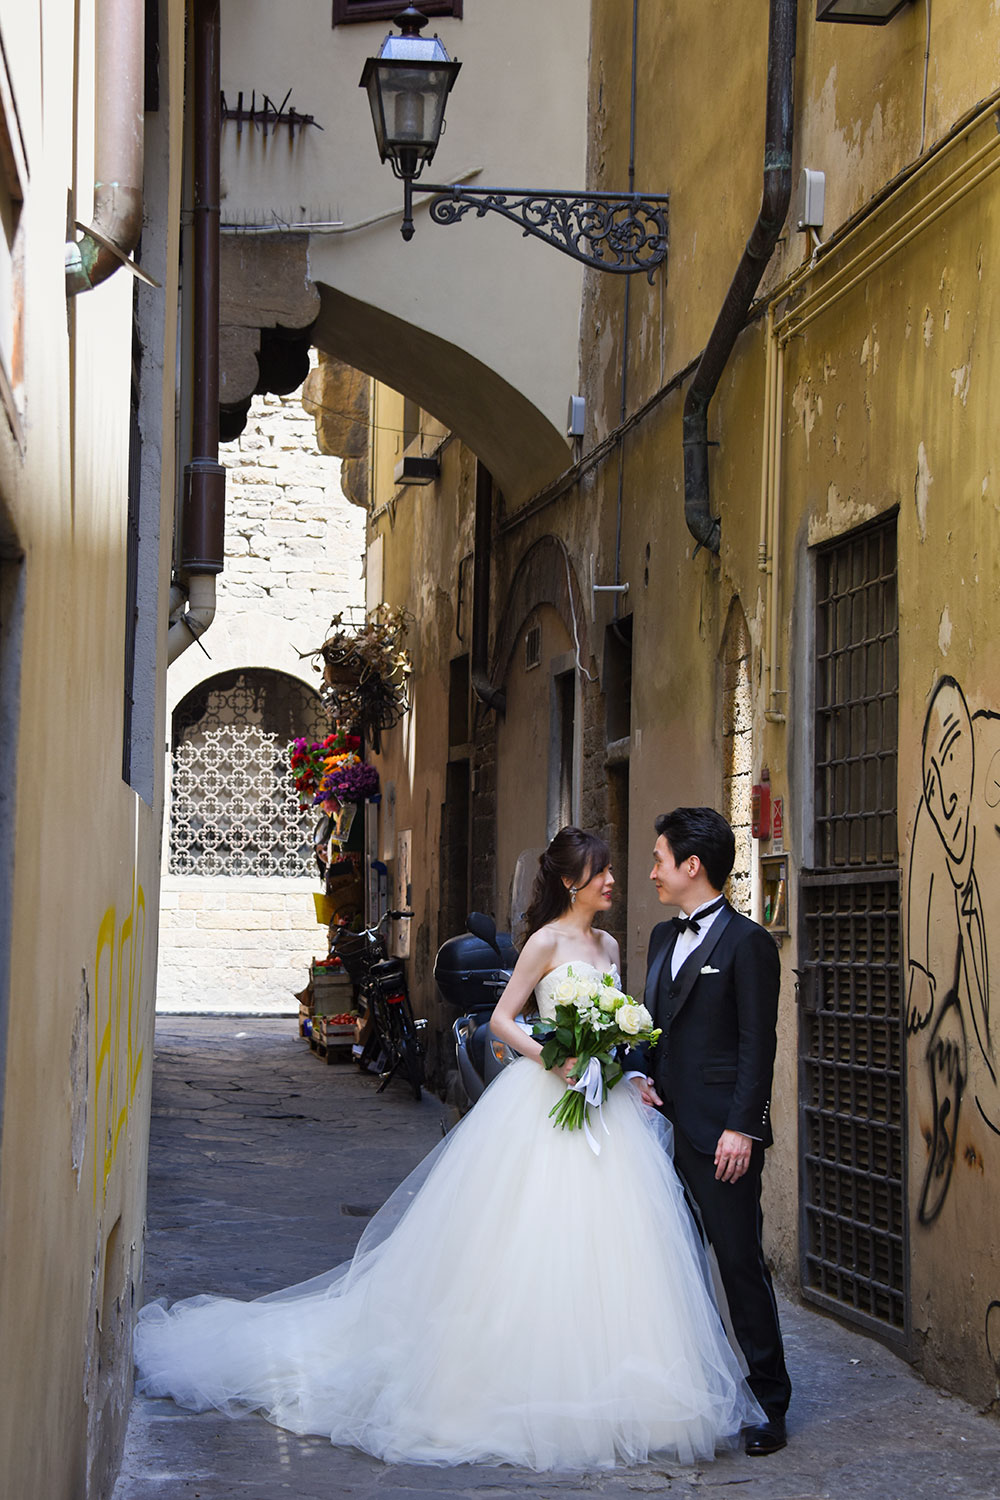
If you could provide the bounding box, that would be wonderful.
[366,384,476,1076]
[580,0,1000,1400]
[0,2,184,1495]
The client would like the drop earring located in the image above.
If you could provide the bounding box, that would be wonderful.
[569,886,578,906]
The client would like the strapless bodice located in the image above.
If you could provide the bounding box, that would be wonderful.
[534,960,621,1020]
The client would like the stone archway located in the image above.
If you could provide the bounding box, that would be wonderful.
[492,534,592,686]
[159,667,331,1015]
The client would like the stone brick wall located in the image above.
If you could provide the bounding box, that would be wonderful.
[158,364,366,1013]
[157,877,328,1013]
[218,385,364,630]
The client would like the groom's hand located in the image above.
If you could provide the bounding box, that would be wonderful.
[629,1075,663,1107]
[714,1129,752,1182]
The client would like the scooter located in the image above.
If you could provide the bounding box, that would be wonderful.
[434,912,521,1107]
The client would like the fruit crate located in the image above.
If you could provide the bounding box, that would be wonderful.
[310,1011,358,1064]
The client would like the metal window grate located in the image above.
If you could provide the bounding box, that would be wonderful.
[802,513,906,1342]
[814,521,898,867]
[169,670,328,877]
[800,873,906,1335]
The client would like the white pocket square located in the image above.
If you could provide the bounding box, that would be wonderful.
[700,965,720,975]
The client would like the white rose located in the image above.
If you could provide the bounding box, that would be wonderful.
[572,978,597,1008]
[616,1003,645,1036]
[554,977,578,1003]
[602,987,627,1012]
[634,1004,654,1030]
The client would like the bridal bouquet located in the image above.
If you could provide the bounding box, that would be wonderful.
[532,969,660,1151]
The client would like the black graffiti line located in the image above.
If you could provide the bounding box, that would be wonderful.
[917,983,968,1227]
[906,866,935,1037]
[974,1094,1000,1138]
[985,1301,1000,1374]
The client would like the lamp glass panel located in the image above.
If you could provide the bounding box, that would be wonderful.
[375,65,454,158]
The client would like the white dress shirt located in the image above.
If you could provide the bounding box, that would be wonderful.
[670,895,726,979]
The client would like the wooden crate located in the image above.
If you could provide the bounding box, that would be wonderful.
[310,1014,356,1064]
[311,967,353,1016]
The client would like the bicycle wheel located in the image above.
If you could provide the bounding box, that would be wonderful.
[392,995,424,1100]
[356,983,388,1073]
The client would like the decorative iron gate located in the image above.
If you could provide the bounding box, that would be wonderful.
[169,669,328,878]
[798,515,908,1342]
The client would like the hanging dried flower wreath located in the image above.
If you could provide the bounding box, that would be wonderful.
[303,605,413,753]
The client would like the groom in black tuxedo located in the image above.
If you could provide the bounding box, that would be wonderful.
[628,807,791,1456]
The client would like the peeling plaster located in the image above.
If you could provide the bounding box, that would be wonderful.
[915,441,933,541]
[923,308,934,347]
[808,482,877,545]
[951,364,971,406]
[938,606,953,655]
[791,377,817,453]
[71,971,89,1185]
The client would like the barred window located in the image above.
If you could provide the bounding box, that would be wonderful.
[169,669,328,877]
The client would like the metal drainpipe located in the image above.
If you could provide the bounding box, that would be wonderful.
[167,0,226,665]
[681,0,796,555]
[612,0,640,618]
[65,0,145,295]
[471,461,505,714]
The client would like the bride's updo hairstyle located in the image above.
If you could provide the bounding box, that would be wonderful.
[523,826,611,939]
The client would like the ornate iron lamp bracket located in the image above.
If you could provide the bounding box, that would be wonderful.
[422,185,669,281]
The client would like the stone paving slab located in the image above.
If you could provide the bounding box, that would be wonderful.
[113,1018,1000,1500]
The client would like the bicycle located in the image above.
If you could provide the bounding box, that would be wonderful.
[331,911,426,1100]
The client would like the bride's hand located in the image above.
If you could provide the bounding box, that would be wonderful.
[554,1056,579,1083]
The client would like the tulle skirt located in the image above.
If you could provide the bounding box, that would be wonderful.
[134,1058,762,1470]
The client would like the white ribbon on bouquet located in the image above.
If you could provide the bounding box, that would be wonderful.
[568,1057,611,1156]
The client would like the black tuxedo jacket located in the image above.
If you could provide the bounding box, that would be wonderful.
[629,904,780,1156]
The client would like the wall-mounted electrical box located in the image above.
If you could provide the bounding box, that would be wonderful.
[795,167,825,232]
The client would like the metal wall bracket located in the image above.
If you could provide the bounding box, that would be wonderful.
[589,553,629,619]
[423,185,669,280]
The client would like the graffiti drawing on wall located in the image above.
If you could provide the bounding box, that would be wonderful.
[906,675,1000,1225]
[92,880,146,1205]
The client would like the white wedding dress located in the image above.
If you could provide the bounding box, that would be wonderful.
[134,961,761,1470]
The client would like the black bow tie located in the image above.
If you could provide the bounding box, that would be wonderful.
[671,897,725,936]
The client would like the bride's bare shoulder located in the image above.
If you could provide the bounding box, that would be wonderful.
[597,928,621,970]
[518,926,559,969]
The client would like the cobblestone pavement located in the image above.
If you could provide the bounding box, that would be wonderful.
[113,1018,1000,1500]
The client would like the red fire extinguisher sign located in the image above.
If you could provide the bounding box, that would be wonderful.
[751,768,771,840]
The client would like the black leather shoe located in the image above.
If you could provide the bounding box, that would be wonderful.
[743,1416,787,1456]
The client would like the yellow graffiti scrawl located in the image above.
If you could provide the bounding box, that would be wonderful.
[93,880,146,1204]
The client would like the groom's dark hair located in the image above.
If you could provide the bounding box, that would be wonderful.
[654,807,735,892]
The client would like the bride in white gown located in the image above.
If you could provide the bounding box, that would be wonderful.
[135,827,762,1470]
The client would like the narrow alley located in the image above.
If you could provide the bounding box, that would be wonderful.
[113,1019,999,1500]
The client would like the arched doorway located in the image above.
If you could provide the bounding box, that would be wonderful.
[159,669,329,1012]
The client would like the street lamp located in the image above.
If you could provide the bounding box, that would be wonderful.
[816,0,913,22]
[360,6,669,280]
[360,4,461,230]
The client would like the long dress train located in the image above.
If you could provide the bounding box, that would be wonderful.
[134,961,762,1470]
